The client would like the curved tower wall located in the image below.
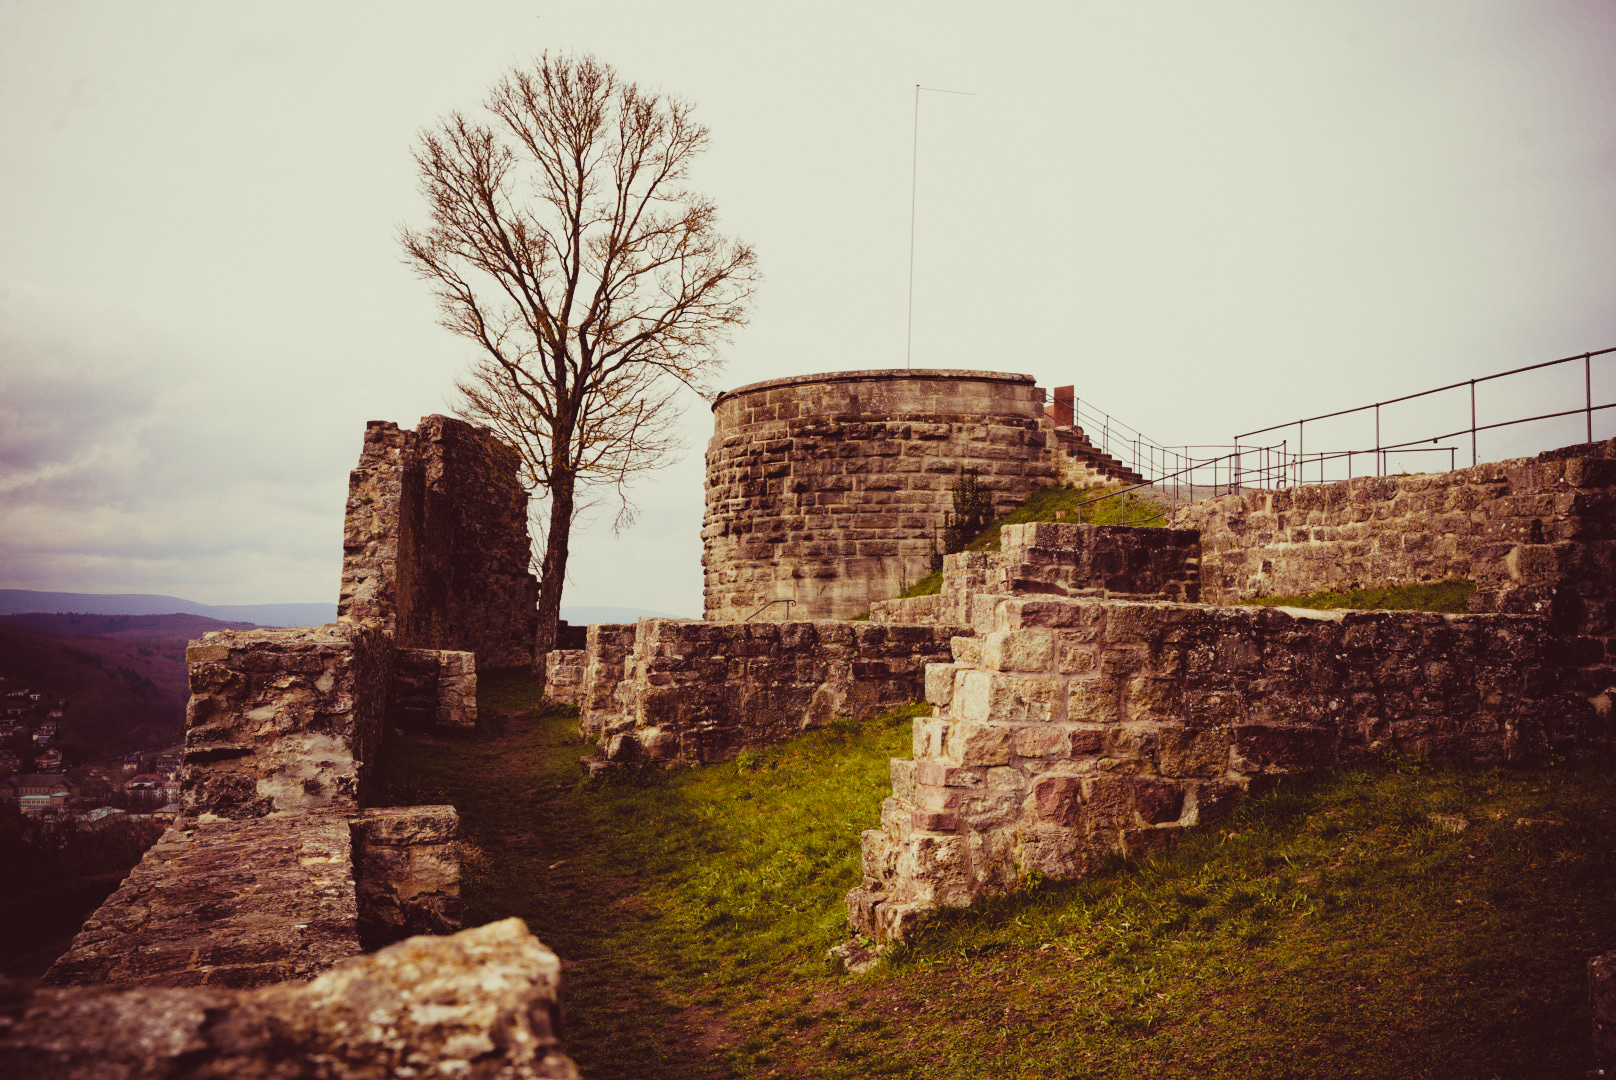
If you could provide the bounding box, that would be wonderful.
[702,369,1057,621]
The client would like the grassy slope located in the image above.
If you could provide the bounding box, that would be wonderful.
[377,673,1616,1079]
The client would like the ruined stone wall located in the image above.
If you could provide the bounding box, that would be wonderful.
[849,595,1583,942]
[338,416,538,670]
[390,648,477,730]
[544,648,588,706]
[47,625,466,991]
[5,919,579,1079]
[871,522,1200,626]
[43,812,362,989]
[350,806,462,951]
[182,625,392,819]
[703,370,1062,622]
[579,623,637,737]
[584,619,963,769]
[1176,440,1616,608]
[1174,439,1616,704]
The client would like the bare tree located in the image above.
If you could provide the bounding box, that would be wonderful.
[400,53,759,661]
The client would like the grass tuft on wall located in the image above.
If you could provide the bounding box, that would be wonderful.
[1241,580,1476,614]
[898,483,1167,599]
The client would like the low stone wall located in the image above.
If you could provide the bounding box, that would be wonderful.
[1175,441,1616,608]
[351,806,461,952]
[579,623,641,738]
[48,624,468,993]
[873,522,1200,627]
[390,648,477,730]
[545,649,588,707]
[848,595,1577,942]
[585,619,963,768]
[43,813,362,989]
[4,919,579,1079]
[183,625,392,819]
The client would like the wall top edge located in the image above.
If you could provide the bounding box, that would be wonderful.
[711,369,1038,412]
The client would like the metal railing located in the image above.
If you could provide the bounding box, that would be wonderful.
[1038,345,1616,519]
[1235,346,1616,488]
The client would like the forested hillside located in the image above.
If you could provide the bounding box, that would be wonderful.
[0,615,246,757]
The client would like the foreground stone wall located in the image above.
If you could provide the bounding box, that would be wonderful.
[848,595,1579,942]
[47,625,466,991]
[872,522,1201,627]
[4,919,579,1079]
[339,416,538,670]
[43,813,362,989]
[351,806,462,952]
[182,625,392,820]
[583,619,963,768]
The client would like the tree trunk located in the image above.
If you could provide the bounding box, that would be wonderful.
[532,468,576,693]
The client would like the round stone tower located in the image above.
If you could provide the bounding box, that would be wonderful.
[702,368,1058,621]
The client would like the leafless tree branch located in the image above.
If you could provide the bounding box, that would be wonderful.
[400,52,758,659]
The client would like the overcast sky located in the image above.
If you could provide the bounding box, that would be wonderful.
[2,1,1613,617]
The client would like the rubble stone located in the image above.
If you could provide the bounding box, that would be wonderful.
[848,595,1577,943]
[4,919,579,1079]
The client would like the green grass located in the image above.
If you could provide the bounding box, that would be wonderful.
[1241,580,1476,614]
[899,483,1167,599]
[373,672,1616,1079]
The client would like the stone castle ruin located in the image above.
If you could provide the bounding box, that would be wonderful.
[6,369,1616,1072]
[702,369,1142,621]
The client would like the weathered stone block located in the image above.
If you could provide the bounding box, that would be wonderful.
[1033,776,1084,827]
[4,919,580,1079]
[982,629,1055,672]
[947,722,1015,767]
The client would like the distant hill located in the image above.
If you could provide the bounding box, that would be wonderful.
[0,623,188,759]
[0,590,336,628]
[0,612,256,638]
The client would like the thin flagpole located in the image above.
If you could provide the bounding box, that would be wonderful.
[905,84,975,370]
[906,85,919,369]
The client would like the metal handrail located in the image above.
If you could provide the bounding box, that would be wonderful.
[745,599,796,622]
[1236,346,1616,476]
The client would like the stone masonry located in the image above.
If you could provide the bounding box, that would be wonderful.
[40,812,362,990]
[339,415,538,671]
[2,919,580,1079]
[581,618,964,769]
[390,647,477,730]
[847,595,1575,942]
[44,623,466,990]
[182,624,392,820]
[1176,439,1616,705]
[24,412,572,1075]
[871,521,1201,627]
[545,649,588,707]
[703,369,1141,622]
